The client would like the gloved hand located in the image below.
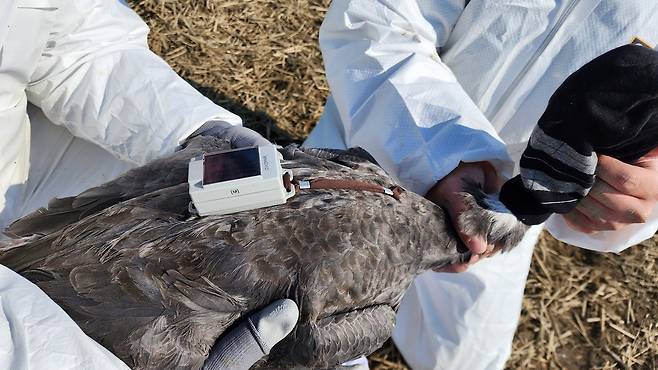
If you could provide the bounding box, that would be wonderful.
[184,120,271,149]
[203,299,299,370]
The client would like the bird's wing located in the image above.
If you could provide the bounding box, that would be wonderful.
[0,184,248,370]
[290,146,380,167]
[282,145,397,188]
[5,136,230,237]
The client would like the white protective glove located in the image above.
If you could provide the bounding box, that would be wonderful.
[185,121,271,149]
[203,299,299,370]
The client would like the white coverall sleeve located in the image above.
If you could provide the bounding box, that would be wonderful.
[545,210,658,253]
[320,0,513,195]
[0,265,130,370]
[25,0,241,166]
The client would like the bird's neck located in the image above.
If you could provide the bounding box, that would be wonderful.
[412,204,469,271]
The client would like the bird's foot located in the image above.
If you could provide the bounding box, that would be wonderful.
[458,181,529,253]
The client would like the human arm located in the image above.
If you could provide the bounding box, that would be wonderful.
[320,0,513,258]
[25,0,241,166]
[320,0,512,195]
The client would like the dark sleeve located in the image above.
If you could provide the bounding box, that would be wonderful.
[500,44,658,225]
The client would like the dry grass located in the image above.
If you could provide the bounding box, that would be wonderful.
[369,234,658,370]
[131,0,330,143]
[129,1,658,368]
[508,234,657,370]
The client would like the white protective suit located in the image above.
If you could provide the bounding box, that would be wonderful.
[0,1,241,368]
[304,1,658,369]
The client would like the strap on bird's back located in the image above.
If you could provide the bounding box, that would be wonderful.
[282,173,403,200]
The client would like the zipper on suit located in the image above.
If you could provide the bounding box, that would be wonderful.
[490,0,581,119]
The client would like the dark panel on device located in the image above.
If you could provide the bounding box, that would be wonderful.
[203,147,261,184]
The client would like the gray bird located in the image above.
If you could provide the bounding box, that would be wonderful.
[0,136,527,369]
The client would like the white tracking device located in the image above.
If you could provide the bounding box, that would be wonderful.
[188,145,295,216]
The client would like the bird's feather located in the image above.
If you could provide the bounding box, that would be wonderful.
[0,137,514,369]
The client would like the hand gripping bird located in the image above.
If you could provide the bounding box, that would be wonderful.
[0,134,527,369]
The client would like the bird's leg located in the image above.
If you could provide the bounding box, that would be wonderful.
[265,304,396,369]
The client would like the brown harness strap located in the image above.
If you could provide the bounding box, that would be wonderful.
[283,174,403,201]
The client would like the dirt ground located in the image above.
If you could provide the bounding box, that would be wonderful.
[130,1,657,368]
